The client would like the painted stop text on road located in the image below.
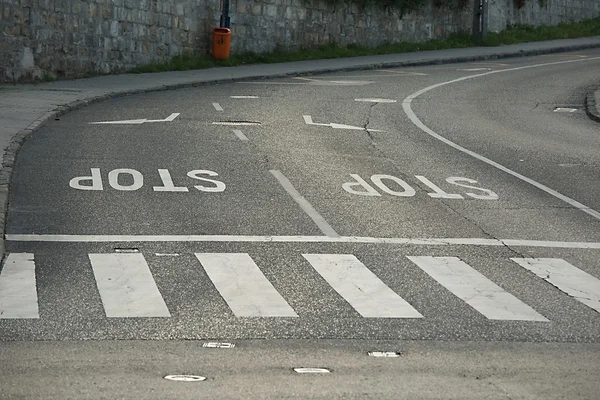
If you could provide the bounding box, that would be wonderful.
[69,168,226,192]
[343,174,499,200]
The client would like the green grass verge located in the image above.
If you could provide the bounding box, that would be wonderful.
[129,17,600,73]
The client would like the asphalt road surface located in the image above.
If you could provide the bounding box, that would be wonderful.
[1,49,599,399]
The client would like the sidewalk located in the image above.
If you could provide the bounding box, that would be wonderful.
[0,36,599,254]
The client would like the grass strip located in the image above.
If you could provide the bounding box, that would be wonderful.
[130,17,600,73]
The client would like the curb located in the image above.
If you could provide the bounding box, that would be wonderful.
[584,85,600,123]
[1,41,600,258]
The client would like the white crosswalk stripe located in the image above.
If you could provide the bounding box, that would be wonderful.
[303,254,422,318]
[195,253,298,317]
[1,252,598,321]
[511,258,600,313]
[0,253,38,319]
[89,253,171,317]
[407,256,548,321]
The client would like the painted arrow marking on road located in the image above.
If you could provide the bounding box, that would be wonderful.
[89,113,180,125]
[303,115,383,132]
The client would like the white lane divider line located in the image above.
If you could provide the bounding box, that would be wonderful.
[0,253,39,319]
[233,129,248,141]
[511,258,600,313]
[355,98,397,103]
[304,254,422,318]
[230,96,259,99]
[408,256,548,321]
[402,56,600,221]
[212,121,261,126]
[5,234,600,249]
[195,253,298,317]
[89,253,171,317]
[212,103,224,111]
[269,170,340,238]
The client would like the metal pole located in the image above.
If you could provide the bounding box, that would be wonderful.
[472,0,488,41]
[220,0,231,28]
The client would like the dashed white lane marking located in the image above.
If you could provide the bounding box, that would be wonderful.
[355,98,397,103]
[408,256,548,321]
[89,253,171,317]
[195,253,297,317]
[6,234,600,248]
[212,103,224,111]
[269,170,340,238]
[512,258,600,313]
[212,121,260,126]
[403,56,600,221]
[230,96,259,99]
[233,129,248,141]
[304,254,422,318]
[0,253,38,319]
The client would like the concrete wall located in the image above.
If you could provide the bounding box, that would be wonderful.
[0,0,598,82]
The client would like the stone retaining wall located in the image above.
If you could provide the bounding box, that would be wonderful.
[0,0,598,82]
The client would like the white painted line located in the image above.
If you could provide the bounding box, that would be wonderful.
[270,170,339,238]
[230,96,259,99]
[5,234,600,248]
[402,56,600,221]
[511,258,600,313]
[161,113,180,122]
[203,342,235,348]
[408,256,547,321]
[233,129,248,141]
[89,253,171,317]
[368,351,401,357]
[212,121,260,126]
[212,103,224,111]
[294,368,330,373]
[164,375,206,382]
[355,98,397,103]
[553,107,578,113]
[155,253,180,256]
[304,254,422,318]
[303,115,383,132]
[0,253,39,319]
[89,113,180,125]
[195,253,297,317]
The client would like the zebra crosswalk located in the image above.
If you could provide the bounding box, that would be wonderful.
[0,252,599,322]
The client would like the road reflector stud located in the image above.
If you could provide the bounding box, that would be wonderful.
[368,351,401,358]
[164,375,207,382]
[294,368,331,374]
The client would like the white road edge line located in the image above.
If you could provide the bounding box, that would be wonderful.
[402,56,600,221]
[269,170,340,238]
[5,234,600,248]
[233,129,248,141]
[212,103,224,111]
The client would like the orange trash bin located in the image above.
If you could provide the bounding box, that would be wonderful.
[212,27,232,60]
